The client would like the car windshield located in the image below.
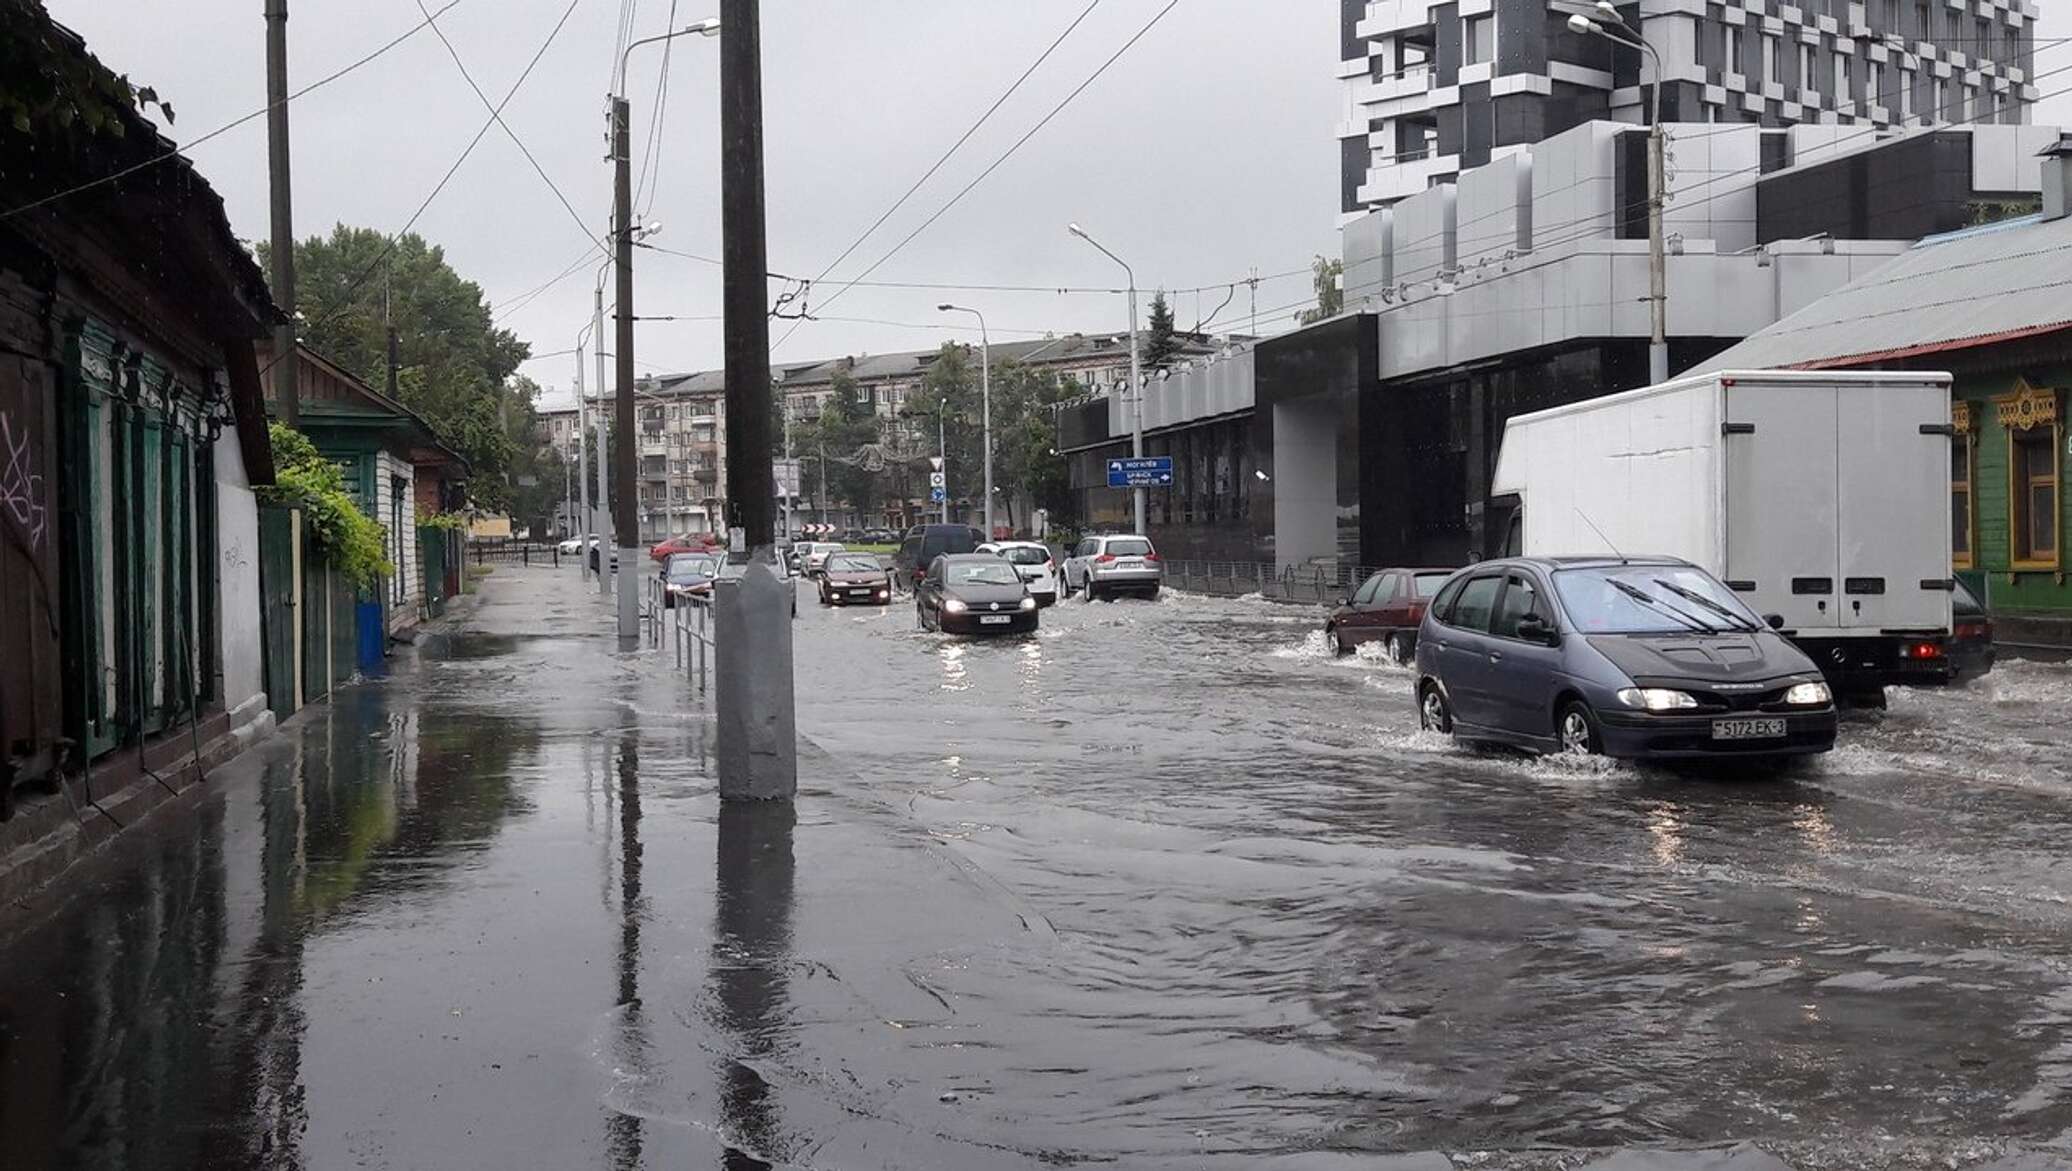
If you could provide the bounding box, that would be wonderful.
[948,563,1022,587]
[825,554,879,573]
[1104,538,1152,556]
[1554,565,1762,634]
[1412,572,1450,597]
[998,546,1049,566]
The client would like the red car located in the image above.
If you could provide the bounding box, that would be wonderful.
[651,532,721,564]
[1325,567,1456,660]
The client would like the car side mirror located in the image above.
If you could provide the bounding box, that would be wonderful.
[1765,613,1785,630]
[1517,614,1556,644]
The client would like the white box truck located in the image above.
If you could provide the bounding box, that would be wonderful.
[1489,370,1955,701]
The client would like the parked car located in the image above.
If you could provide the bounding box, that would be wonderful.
[1414,556,1838,762]
[894,524,987,591]
[1946,576,1997,683]
[916,554,1038,635]
[801,541,847,577]
[660,552,721,607]
[1325,567,1455,659]
[818,552,894,606]
[979,540,1059,606]
[650,532,718,564]
[1062,534,1161,601]
[557,536,584,555]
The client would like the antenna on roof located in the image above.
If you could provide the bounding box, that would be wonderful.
[1574,508,1627,564]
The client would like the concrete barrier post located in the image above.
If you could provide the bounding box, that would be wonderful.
[715,554,795,799]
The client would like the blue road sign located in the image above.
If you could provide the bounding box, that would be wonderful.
[929,486,947,503]
[1106,456,1174,488]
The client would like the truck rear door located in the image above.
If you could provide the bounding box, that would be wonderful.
[1723,380,1840,632]
[1836,383,1951,633]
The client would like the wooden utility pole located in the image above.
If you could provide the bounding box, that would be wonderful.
[715,0,795,802]
[611,95,639,638]
[719,0,774,548]
[265,0,299,425]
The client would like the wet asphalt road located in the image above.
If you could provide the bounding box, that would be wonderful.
[5,565,2072,1169]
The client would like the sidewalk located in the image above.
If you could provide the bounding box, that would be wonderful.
[0,565,2056,1169]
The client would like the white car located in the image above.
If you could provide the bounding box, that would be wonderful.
[800,541,846,576]
[978,540,1059,606]
[1062,533,1162,601]
[557,537,583,555]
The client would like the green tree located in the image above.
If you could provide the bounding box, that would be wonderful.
[814,368,884,520]
[1142,290,1182,371]
[261,225,533,509]
[1296,255,1344,325]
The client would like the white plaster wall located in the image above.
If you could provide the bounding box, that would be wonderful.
[213,426,266,719]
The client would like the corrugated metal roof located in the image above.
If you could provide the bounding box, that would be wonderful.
[1695,212,2072,373]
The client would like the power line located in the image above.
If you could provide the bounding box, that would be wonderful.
[265,0,585,378]
[782,0,1182,353]
[793,1,1105,304]
[634,0,680,217]
[1,0,466,221]
[415,0,606,253]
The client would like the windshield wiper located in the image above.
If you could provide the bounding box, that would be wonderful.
[1607,578,1718,633]
[1652,578,1760,632]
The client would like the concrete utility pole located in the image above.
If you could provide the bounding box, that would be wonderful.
[264,0,299,426]
[1569,4,1668,383]
[611,95,640,641]
[939,304,992,538]
[1068,223,1144,533]
[716,0,795,802]
[575,336,592,580]
[938,401,949,526]
[592,271,610,597]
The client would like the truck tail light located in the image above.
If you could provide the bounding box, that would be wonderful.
[1902,641,1945,659]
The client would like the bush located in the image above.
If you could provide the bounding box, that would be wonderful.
[257,422,394,590]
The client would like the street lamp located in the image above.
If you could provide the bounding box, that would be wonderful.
[1564,3,1668,383]
[602,17,716,638]
[938,303,992,538]
[1066,222,1145,534]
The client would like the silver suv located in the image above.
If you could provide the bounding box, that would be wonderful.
[1063,533,1162,601]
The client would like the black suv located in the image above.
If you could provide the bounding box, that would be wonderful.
[894,524,986,591]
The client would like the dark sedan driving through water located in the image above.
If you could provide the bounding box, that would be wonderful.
[818,552,894,606]
[1415,556,1838,763]
[915,554,1038,635]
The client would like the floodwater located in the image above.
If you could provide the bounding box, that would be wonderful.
[4,566,2072,1169]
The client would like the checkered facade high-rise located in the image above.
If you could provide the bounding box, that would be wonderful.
[1339,0,2041,215]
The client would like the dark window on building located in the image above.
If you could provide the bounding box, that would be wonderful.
[1952,431,1973,567]
[1463,14,1493,65]
[2012,424,2059,566]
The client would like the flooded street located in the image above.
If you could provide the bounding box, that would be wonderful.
[5,566,2072,1169]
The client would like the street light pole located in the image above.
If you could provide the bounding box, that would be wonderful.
[574,333,592,580]
[939,304,992,538]
[1067,223,1145,534]
[1570,5,1668,383]
[938,399,949,526]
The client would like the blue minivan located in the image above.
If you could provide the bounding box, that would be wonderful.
[1414,556,1838,761]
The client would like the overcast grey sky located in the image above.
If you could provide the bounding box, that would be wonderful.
[46,2,2072,411]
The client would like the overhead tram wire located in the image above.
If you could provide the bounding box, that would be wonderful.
[261,0,587,377]
[788,1,1106,305]
[415,0,606,253]
[1,0,467,221]
[775,0,1182,357]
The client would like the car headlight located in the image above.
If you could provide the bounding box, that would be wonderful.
[1019,597,1036,611]
[943,599,968,613]
[1615,687,1699,712]
[1783,681,1831,706]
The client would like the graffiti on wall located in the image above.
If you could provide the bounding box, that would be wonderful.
[1,409,49,553]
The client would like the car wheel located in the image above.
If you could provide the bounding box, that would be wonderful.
[1328,624,1350,656]
[1557,700,1603,756]
[1418,684,1453,734]
[1084,582,1099,603]
[1383,633,1406,665]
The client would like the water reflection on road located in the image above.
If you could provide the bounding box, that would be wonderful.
[3,571,2072,1168]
